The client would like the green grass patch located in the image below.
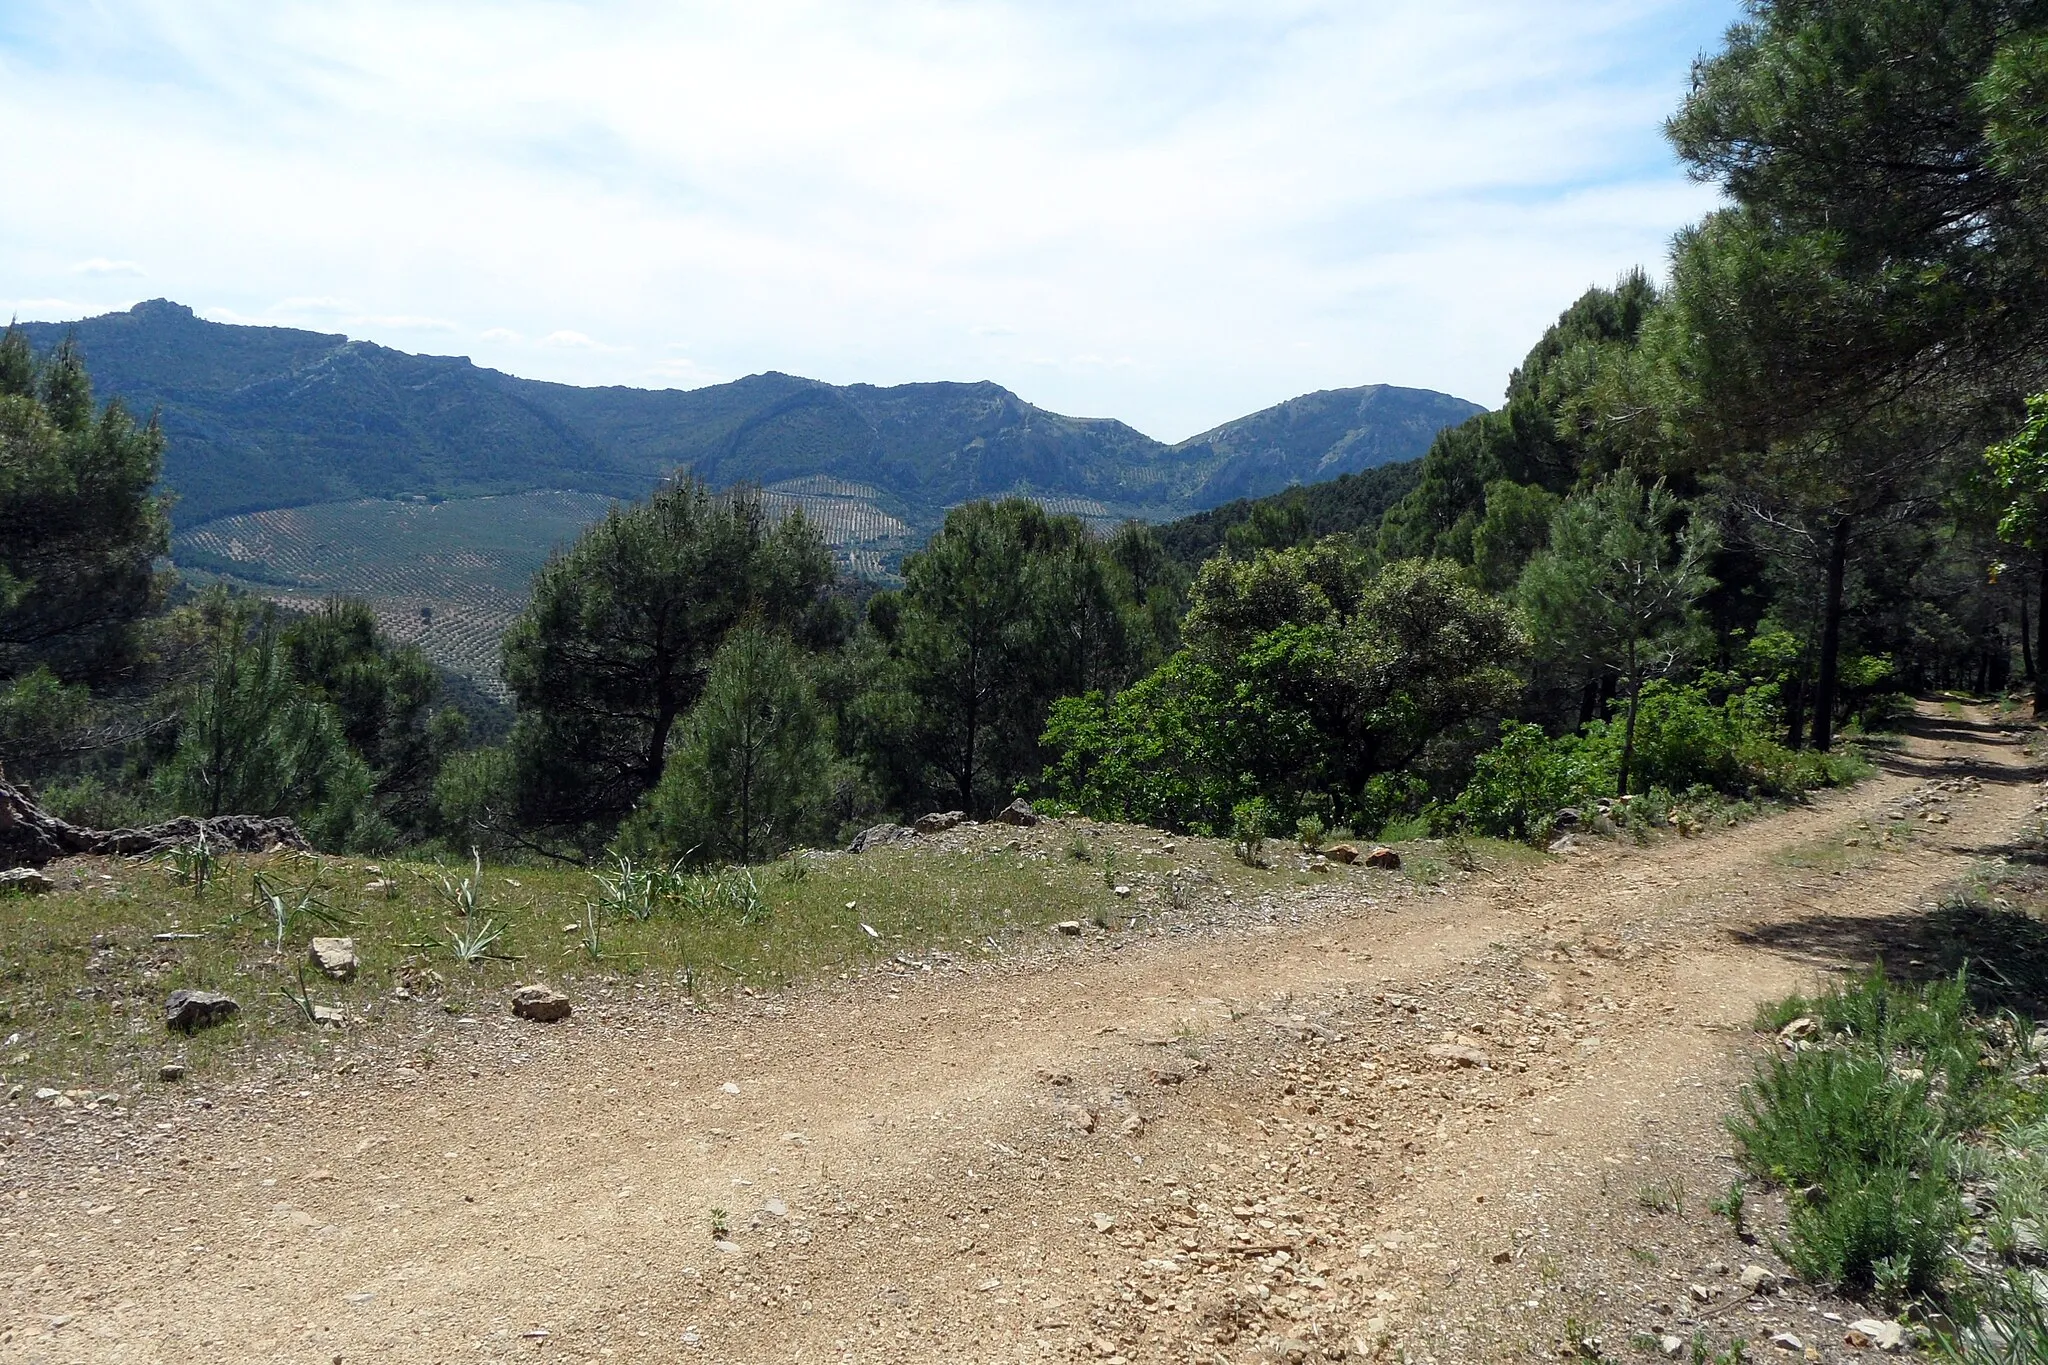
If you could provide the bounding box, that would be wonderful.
[0,830,1233,1092]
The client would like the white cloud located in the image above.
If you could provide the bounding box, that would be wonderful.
[0,0,1740,438]
[3,297,134,320]
[646,355,727,388]
[350,313,457,331]
[70,258,144,276]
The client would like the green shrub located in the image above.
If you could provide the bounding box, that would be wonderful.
[1355,772,1428,840]
[1231,797,1272,865]
[1730,969,2006,1302]
[1449,682,1865,841]
[1296,813,1325,850]
[1782,1166,1958,1302]
[36,772,156,829]
[1728,1048,1947,1189]
[1446,720,1609,840]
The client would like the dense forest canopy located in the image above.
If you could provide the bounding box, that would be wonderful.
[4,0,2046,862]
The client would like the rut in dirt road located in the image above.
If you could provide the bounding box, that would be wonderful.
[0,705,2036,1364]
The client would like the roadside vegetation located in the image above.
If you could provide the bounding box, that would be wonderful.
[0,814,1493,1090]
[1732,956,2048,1361]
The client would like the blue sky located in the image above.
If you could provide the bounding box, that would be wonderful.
[0,1,1737,441]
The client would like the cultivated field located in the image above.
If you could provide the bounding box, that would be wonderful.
[173,485,920,690]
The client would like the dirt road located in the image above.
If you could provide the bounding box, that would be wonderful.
[0,706,2038,1364]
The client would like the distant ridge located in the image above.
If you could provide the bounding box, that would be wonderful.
[17,301,1484,532]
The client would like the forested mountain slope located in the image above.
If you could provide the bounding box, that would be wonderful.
[18,301,1481,531]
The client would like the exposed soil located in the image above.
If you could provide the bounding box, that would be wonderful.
[0,704,2039,1364]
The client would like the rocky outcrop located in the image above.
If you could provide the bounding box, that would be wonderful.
[0,776,309,868]
[994,799,1039,827]
[848,823,918,853]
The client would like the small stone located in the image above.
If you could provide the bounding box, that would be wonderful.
[1658,1338,1684,1360]
[1769,1332,1803,1352]
[1551,808,1582,831]
[33,1087,59,1102]
[1706,1259,1729,1275]
[1069,1106,1097,1133]
[1845,1319,1905,1352]
[309,937,359,981]
[310,1005,345,1028]
[1053,921,1084,937]
[913,810,966,835]
[1113,885,1131,897]
[721,1081,741,1095]
[1738,1264,1780,1293]
[510,984,572,1022]
[1778,1016,1818,1043]
[0,868,54,895]
[1364,846,1401,870]
[1120,1113,1145,1138]
[995,798,1039,827]
[1323,843,1359,864]
[164,989,239,1033]
[1092,1212,1118,1232]
[1425,1042,1491,1069]
[1689,1283,1716,1304]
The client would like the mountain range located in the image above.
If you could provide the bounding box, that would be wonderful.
[19,300,1483,531]
[15,300,1483,688]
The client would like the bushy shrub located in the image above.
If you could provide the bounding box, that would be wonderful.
[35,772,156,829]
[1449,682,1864,840]
[1231,797,1272,865]
[1445,721,1610,840]
[1731,970,2001,1305]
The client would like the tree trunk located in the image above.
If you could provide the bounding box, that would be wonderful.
[2020,573,2035,683]
[1578,679,1599,728]
[0,777,309,867]
[1617,644,1640,798]
[1784,663,1808,751]
[2037,543,2048,713]
[1810,517,1852,753]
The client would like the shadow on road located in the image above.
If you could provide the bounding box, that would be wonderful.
[1736,701,2048,1015]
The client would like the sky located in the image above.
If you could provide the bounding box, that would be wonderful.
[0,0,1737,442]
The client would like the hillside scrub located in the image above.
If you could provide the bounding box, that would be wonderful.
[1041,551,1522,835]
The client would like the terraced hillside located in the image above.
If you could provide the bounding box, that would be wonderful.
[174,492,616,689]
[172,483,921,688]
